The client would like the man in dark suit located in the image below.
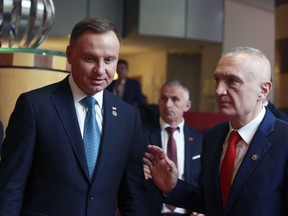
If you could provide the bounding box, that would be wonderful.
[144,47,288,216]
[0,17,147,215]
[143,80,203,216]
[106,59,146,107]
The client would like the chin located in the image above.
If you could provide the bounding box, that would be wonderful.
[218,109,231,116]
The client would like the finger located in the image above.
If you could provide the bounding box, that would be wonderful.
[143,164,150,172]
[144,152,154,160]
[143,165,151,179]
[147,145,164,155]
[142,157,153,168]
[143,168,152,179]
[146,145,167,161]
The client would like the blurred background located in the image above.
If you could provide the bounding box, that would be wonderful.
[0,0,287,130]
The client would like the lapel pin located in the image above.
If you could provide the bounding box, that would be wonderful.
[252,154,259,161]
[188,137,194,141]
[112,107,117,116]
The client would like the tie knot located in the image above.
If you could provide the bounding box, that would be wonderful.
[228,130,241,147]
[166,127,178,135]
[81,96,96,109]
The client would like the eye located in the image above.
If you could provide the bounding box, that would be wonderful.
[172,96,180,102]
[105,57,115,64]
[228,78,237,85]
[214,76,220,84]
[85,55,95,62]
[159,96,168,103]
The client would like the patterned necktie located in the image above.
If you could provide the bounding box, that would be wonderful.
[165,126,178,212]
[81,96,101,178]
[166,127,178,167]
[220,130,241,208]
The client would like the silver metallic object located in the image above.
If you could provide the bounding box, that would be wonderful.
[0,0,55,48]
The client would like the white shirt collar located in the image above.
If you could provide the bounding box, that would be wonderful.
[229,106,266,144]
[159,117,185,133]
[68,75,103,109]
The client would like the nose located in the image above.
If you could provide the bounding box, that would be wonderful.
[93,61,105,74]
[165,98,173,107]
[215,81,227,96]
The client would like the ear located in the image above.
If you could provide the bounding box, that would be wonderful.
[66,45,72,64]
[258,81,272,100]
[184,100,192,112]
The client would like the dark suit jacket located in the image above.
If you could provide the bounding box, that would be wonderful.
[106,78,145,106]
[0,76,147,216]
[266,101,288,122]
[166,108,288,216]
[0,121,3,153]
[144,121,202,215]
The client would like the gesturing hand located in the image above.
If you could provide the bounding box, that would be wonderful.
[143,145,178,194]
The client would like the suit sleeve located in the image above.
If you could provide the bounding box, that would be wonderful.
[0,93,36,215]
[164,179,202,212]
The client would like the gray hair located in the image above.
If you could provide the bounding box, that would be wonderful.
[160,80,190,100]
[221,47,272,82]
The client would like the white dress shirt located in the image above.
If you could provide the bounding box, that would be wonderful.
[68,75,103,137]
[220,106,266,182]
[160,118,187,214]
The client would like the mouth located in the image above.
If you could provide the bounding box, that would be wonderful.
[217,100,231,108]
[165,111,175,116]
[90,77,104,84]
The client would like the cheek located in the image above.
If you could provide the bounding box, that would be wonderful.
[107,65,117,75]
[72,59,88,71]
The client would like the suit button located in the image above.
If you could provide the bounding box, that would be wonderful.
[89,194,94,200]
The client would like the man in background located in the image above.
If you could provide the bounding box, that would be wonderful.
[107,59,146,107]
[144,80,203,216]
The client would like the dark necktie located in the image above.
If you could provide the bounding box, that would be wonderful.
[81,96,101,178]
[220,130,241,208]
[166,127,178,167]
[165,126,178,212]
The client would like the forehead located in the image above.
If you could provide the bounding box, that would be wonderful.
[161,85,184,97]
[214,55,254,79]
[74,30,120,49]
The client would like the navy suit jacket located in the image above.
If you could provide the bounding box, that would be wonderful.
[166,108,288,216]
[144,121,202,215]
[0,76,147,216]
[266,101,288,122]
[106,78,145,106]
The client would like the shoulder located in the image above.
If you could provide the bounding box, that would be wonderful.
[184,124,202,139]
[126,78,141,86]
[104,90,137,113]
[23,77,68,97]
[203,121,229,141]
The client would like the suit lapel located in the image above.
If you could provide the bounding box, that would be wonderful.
[225,110,275,214]
[92,91,125,179]
[212,125,230,213]
[50,77,90,180]
[183,125,198,182]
